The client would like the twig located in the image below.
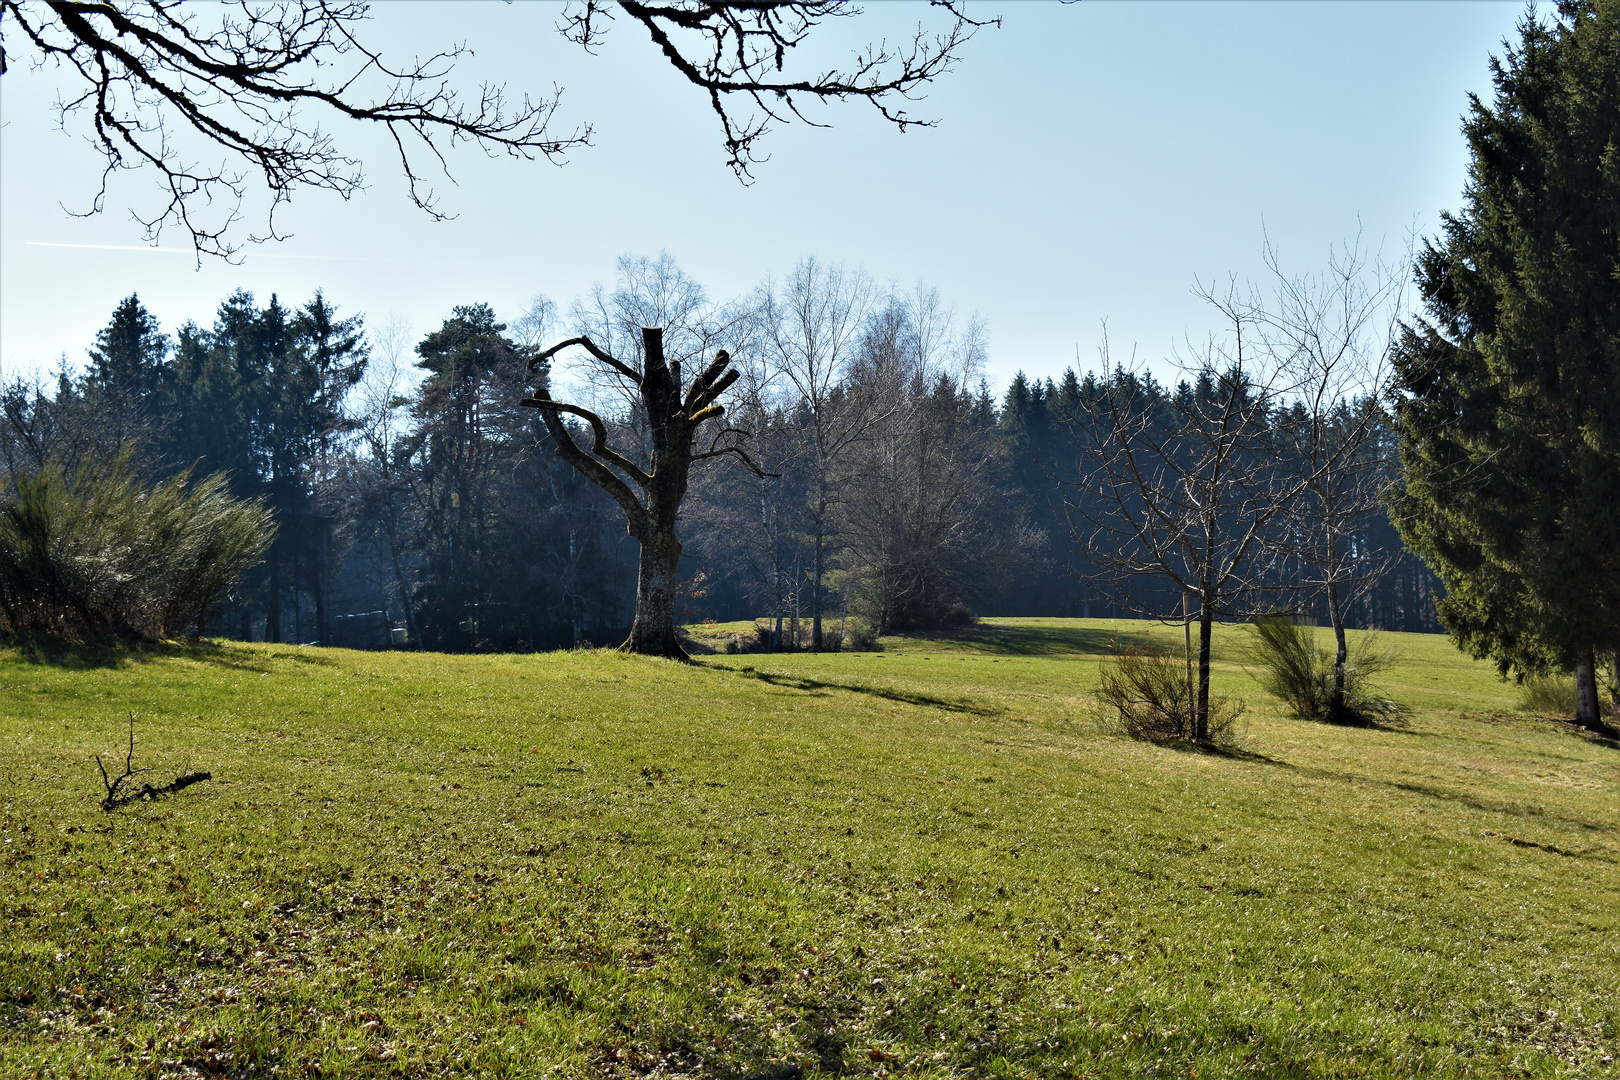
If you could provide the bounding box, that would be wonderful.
[95,713,211,811]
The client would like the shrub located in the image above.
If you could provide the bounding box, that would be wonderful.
[1517,674,1578,716]
[0,454,273,639]
[1246,616,1404,726]
[1095,635,1241,746]
[841,617,881,652]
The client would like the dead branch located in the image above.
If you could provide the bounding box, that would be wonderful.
[95,713,211,811]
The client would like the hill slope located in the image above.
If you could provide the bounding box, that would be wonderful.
[2,619,1616,1078]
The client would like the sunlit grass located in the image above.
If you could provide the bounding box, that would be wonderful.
[2,618,1615,1078]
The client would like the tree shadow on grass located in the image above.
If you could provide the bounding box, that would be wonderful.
[900,622,1124,656]
[1,634,270,673]
[1159,739,1293,767]
[727,667,1003,717]
[1227,746,1618,842]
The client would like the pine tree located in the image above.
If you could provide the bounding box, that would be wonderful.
[408,304,531,649]
[84,295,168,402]
[82,294,171,458]
[292,291,367,645]
[1391,0,1620,730]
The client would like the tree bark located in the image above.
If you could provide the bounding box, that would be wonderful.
[1183,592,1194,728]
[625,521,685,657]
[811,523,825,651]
[1328,577,1348,713]
[1196,601,1213,742]
[1574,648,1604,731]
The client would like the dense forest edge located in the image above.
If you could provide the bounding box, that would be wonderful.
[0,265,1441,656]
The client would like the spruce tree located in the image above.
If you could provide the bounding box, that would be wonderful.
[409,304,530,649]
[83,295,170,456]
[85,295,168,402]
[1391,0,1619,730]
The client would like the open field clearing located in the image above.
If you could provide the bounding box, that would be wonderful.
[2,618,1616,1078]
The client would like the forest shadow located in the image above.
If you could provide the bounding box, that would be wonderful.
[730,667,1003,716]
[903,622,1127,656]
[0,634,269,672]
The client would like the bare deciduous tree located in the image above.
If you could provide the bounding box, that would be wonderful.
[343,316,422,646]
[840,289,1016,632]
[682,342,804,649]
[1065,291,1307,742]
[761,257,875,649]
[1262,239,1406,715]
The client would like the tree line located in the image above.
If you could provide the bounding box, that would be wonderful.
[0,248,1442,656]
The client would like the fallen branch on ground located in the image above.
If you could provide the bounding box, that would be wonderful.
[96,714,212,811]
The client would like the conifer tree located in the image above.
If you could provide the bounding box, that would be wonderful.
[410,304,531,649]
[1391,0,1620,730]
[85,295,168,402]
[82,295,170,456]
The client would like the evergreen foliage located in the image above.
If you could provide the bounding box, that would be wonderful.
[0,453,273,639]
[1391,0,1620,728]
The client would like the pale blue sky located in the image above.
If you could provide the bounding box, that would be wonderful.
[0,2,1532,391]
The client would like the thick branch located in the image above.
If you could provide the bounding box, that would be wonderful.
[521,396,652,488]
[521,397,650,533]
[531,335,643,385]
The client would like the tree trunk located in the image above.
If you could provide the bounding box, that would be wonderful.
[625,523,686,658]
[811,527,825,651]
[1574,648,1605,731]
[266,544,282,643]
[1328,578,1348,714]
[1196,602,1213,742]
[386,521,420,649]
[1183,592,1194,727]
[316,519,331,646]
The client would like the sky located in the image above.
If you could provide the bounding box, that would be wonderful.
[0,1,1535,394]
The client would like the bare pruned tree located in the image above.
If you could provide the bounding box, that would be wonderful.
[1064,290,1308,742]
[522,256,764,658]
[3,0,992,255]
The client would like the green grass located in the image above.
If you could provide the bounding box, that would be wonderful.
[1,618,1616,1078]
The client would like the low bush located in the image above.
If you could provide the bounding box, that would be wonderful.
[1095,635,1241,746]
[1246,616,1404,725]
[0,453,273,639]
[841,617,882,651]
[1516,674,1578,716]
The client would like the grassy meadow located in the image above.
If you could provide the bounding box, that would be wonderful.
[1,618,1616,1078]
